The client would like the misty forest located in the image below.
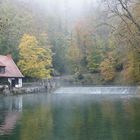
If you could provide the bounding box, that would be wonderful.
[1,1,140,140]
[0,0,140,85]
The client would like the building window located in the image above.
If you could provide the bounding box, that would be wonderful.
[0,66,5,74]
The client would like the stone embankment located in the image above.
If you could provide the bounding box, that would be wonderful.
[0,78,61,95]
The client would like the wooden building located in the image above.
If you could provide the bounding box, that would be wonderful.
[0,55,24,88]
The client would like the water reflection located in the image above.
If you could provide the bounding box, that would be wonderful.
[0,96,22,135]
[0,93,140,140]
[20,95,53,140]
[0,96,23,111]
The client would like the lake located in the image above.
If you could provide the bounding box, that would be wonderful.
[0,86,140,140]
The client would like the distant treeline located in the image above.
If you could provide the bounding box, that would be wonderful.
[0,0,140,84]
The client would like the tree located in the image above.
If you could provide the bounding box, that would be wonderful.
[86,38,104,73]
[100,53,116,81]
[104,0,140,33]
[123,49,140,84]
[18,34,52,79]
[102,0,140,84]
[67,40,83,74]
[51,33,70,74]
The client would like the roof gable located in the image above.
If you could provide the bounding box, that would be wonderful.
[0,55,24,78]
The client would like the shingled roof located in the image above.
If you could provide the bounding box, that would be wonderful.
[0,55,24,78]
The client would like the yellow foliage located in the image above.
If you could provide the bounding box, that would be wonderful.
[18,34,52,79]
[123,50,140,84]
[100,58,115,81]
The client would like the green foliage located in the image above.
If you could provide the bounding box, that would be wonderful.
[0,0,33,60]
[51,34,70,74]
[67,41,83,74]
[0,0,49,61]
[18,34,52,79]
[87,50,102,73]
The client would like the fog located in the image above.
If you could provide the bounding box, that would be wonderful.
[0,0,139,84]
[19,0,100,19]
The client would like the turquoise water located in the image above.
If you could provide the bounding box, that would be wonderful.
[0,87,140,140]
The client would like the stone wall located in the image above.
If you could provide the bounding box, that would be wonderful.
[0,78,60,95]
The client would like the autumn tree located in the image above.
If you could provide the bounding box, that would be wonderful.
[18,34,52,79]
[100,53,116,81]
[123,49,140,84]
[104,0,140,83]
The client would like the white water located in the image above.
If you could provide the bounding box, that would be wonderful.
[54,86,138,94]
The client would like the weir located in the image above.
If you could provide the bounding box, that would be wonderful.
[54,86,138,94]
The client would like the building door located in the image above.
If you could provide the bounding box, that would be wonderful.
[11,79,16,87]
